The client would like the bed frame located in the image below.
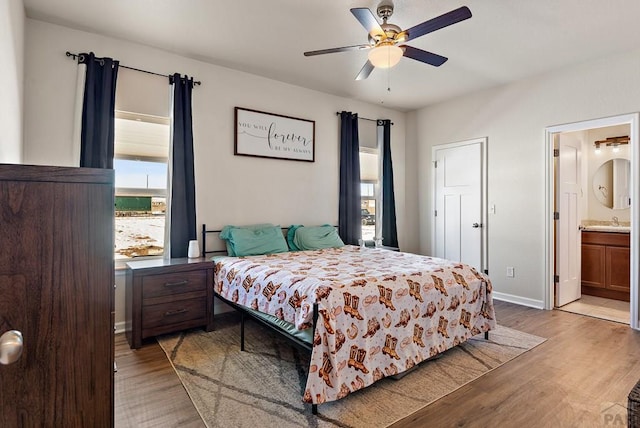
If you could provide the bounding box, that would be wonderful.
[201,224,320,414]
[201,224,489,415]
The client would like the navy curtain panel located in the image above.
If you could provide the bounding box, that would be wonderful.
[380,119,399,248]
[169,74,197,258]
[338,111,361,245]
[79,52,119,169]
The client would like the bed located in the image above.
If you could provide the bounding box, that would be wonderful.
[203,224,496,413]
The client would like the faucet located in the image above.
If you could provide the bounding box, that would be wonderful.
[612,216,619,226]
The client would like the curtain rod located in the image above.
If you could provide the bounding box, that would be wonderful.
[65,51,202,86]
[335,112,393,125]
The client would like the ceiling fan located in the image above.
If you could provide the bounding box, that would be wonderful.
[303,2,472,80]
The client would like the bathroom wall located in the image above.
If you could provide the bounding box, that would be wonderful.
[584,124,631,223]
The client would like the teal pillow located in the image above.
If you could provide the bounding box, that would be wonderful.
[220,224,276,256]
[287,225,304,251]
[293,225,344,250]
[223,225,288,257]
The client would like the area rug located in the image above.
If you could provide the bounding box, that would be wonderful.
[157,316,545,428]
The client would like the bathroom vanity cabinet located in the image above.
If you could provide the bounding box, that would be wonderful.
[581,230,630,301]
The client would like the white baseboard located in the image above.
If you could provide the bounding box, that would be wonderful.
[492,291,545,310]
[114,321,126,335]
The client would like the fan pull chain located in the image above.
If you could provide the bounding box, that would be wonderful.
[384,47,391,93]
[387,66,391,93]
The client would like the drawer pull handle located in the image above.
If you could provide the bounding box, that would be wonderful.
[164,309,188,317]
[164,280,188,288]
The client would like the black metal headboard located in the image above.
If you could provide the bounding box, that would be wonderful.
[200,224,339,258]
[201,224,227,258]
[200,224,293,258]
[200,224,338,257]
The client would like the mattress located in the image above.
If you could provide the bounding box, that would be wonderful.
[213,245,496,404]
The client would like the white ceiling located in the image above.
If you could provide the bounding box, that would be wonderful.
[23,0,640,111]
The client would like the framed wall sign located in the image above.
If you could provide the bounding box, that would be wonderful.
[234,107,315,162]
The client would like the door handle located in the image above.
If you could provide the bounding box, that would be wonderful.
[472,223,482,228]
[164,280,188,288]
[164,309,188,317]
[0,330,23,365]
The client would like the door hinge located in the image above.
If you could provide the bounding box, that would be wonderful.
[434,210,437,217]
[433,160,438,168]
[484,269,489,275]
[553,212,559,220]
[553,149,560,157]
[554,274,559,283]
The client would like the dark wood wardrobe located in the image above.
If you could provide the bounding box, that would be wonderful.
[0,164,114,426]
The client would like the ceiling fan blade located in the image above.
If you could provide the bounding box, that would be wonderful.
[401,45,448,67]
[350,8,386,39]
[304,44,371,57]
[355,60,375,81]
[404,6,472,42]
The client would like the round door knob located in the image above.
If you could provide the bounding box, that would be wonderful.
[472,223,482,228]
[0,330,23,365]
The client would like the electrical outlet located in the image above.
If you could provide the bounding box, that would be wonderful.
[506,266,515,278]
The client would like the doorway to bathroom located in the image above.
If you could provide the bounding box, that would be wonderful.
[545,114,639,329]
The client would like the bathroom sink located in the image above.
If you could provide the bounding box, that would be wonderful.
[582,225,630,233]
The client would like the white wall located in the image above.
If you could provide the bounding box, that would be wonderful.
[23,19,413,328]
[0,0,24,163]
[404,111,420,253]
[414,48,640,307]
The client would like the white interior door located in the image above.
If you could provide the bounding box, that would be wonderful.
[556,133,582,307]
[434,140,484,271]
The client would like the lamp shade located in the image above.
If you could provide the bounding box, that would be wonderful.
[368,45,403,69]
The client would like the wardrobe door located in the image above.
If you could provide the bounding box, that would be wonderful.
[0,165,114,427]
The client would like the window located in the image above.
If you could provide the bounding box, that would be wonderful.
[360,151,380,241]
[359,120,381,242]
[114,111,170,260]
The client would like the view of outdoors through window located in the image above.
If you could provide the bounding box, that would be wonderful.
[114,160,167,259]
[360,144,380,241]
[360,181,377,242]
[114,113,169,260]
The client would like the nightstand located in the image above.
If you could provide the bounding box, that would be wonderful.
[125,257,214,349]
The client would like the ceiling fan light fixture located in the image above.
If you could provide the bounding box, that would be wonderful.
[368,44,403,68]
[305,5,471,80]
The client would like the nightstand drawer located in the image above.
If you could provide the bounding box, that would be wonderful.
[142,298,206,330]
[142,270,206,300]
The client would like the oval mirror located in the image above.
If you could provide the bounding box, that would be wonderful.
[592,158,631,209]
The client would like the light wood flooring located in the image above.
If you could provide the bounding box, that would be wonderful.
[115,301,640,427]
[115,335,204,427]
[558,294,629,324]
